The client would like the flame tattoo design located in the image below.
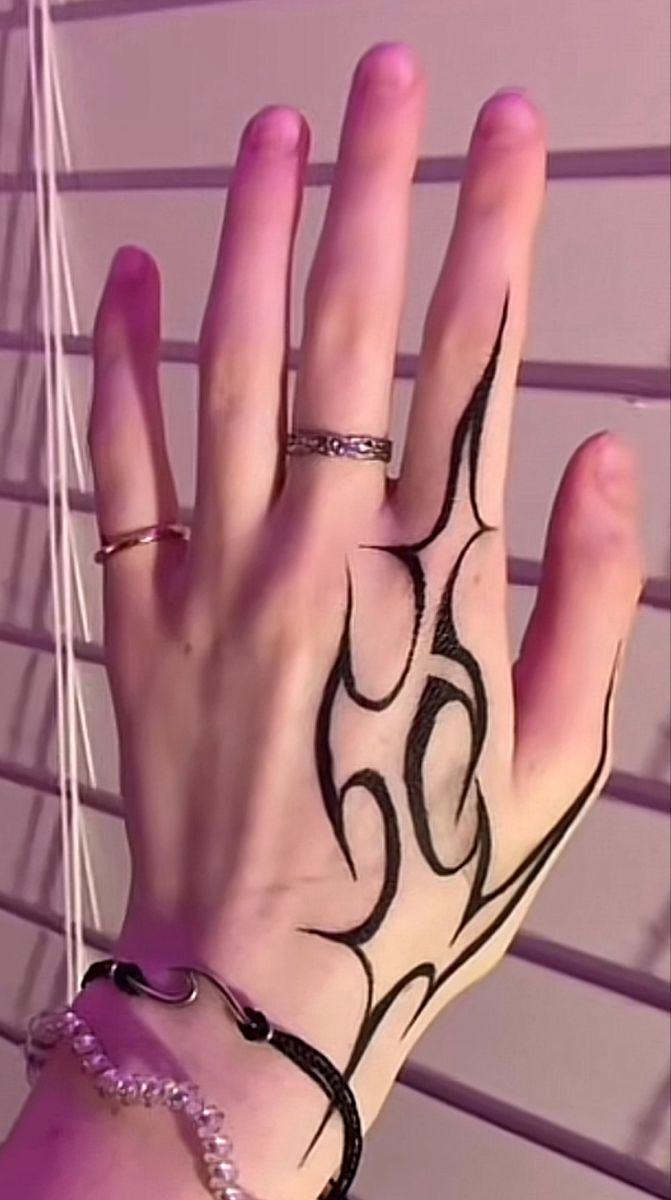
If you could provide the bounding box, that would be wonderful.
[296,290,619,1165]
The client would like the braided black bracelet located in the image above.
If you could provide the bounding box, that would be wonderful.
[81,959,363,1199]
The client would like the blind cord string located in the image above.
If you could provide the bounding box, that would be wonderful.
[28,0,102,999]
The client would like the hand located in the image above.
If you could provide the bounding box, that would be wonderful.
[86,41,644,1200]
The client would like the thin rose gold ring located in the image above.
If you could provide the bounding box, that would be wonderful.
[93,522,190,564]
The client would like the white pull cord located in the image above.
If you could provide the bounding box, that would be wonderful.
[28,0,102,999]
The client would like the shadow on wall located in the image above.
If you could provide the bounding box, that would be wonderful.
[628,1066,671,1173]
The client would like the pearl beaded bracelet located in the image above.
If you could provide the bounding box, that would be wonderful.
[79,958,362,1199]
[24,1005,250,1200]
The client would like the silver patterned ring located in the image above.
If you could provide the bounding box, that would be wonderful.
[286,429,392,463]
[93,522,190,564]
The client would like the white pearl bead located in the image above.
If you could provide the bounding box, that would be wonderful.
[203,1134,233,1157]
[28,1015,58,1045]
[141,1079,163,1106]
[197,1107,224,1136]
[138,1076,151,1099]
[33,1028,60,1049]
[73,1034,98,1056]
[26,1002,251,1200]
[167,1083,194,1111]
[62,1010,84,1034]
[159,1079,180,1103]
[119,1078,142,1104]
[97,1069,121,1096]
[185,1095,205,1119]
[208,1161,238,1184]
[81,1053,111,1076]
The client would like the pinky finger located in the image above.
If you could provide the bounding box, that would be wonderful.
[89,246,181,637]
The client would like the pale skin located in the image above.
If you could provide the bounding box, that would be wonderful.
[0,41,644,1200]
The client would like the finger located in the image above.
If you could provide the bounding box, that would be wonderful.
[89,246,180,627]
[512,432,644,831]
[189,104,309,588]
[392,89,546,538]
[282,42,426,529]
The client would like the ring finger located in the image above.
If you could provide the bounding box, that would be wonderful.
[281,42,426,530]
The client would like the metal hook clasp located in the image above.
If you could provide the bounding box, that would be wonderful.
[111,962,200,1006]
[180,964,272,1037]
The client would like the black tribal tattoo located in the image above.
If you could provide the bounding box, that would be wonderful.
[297,290,620,1167]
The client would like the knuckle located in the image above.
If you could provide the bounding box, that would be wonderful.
[199,333,245,393]
[422,310,500,380]
[250,598,314,671]
[571,513,626,558]
[242,517,340,658]
[568,523,623,571]
[199,335,277,420]
[198,355,254,432]
[174,591,216,657]
[304,284,384,374]
[269,516,330,602]
[238,597,315,688]
[86,412,116,477]
[593,523,631,560]
[566,519,644,601]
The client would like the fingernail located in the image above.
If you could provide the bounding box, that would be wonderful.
[111,247,147,284]
[478,87,538,143]
[247,106,304,153]
[356,42,418,96]
[594,433,638,509]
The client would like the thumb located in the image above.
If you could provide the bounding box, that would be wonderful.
[512,431,644,818]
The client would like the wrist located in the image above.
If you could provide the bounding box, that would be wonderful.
[101,905,407,1198]
[74,973,345,1200]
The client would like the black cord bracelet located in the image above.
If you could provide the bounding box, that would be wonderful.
[81,959,362,1199]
